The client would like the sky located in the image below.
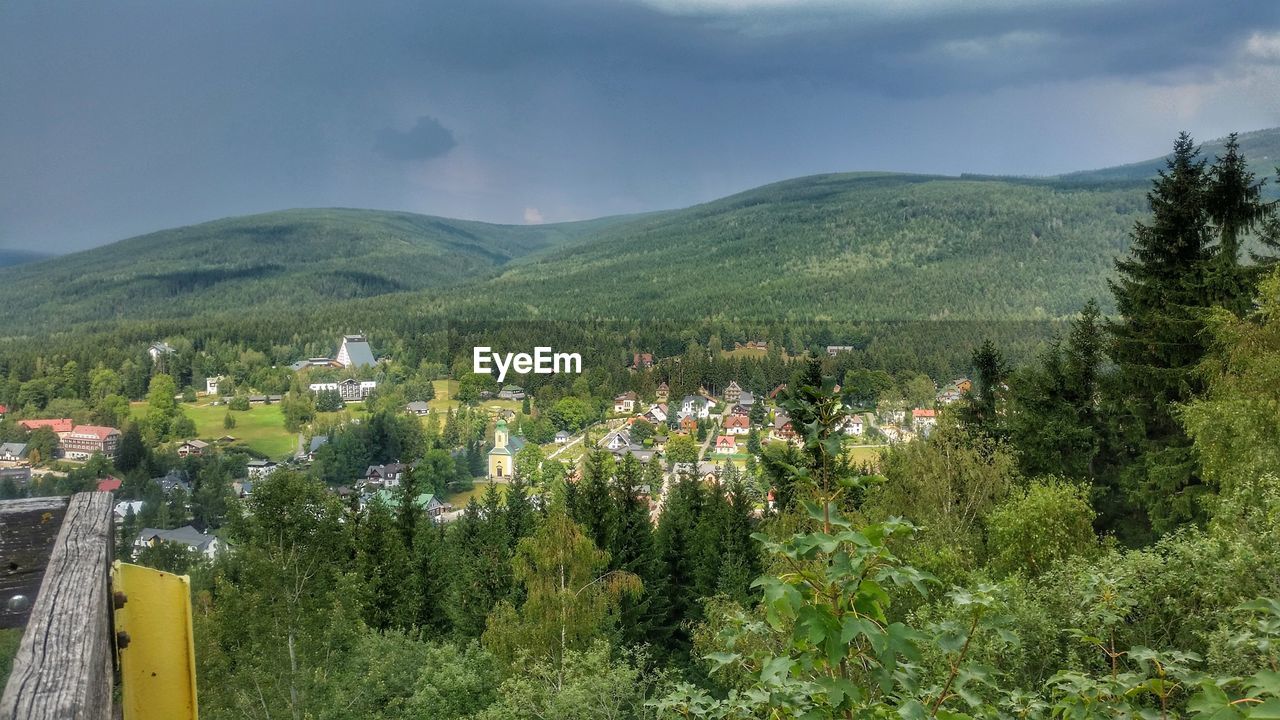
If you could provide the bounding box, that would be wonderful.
[2,0,1279,252]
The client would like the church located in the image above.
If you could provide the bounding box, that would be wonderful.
[487,418,525,479]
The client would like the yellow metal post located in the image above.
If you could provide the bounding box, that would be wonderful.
[111,561,199,720]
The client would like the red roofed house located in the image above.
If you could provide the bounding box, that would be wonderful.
[19,418,74,436]
[723,414,750,435]
[912,408,938,431]
[97,476,122,493]
[62,425,122,460]
[632,353,654,370]
[714,435,737,455]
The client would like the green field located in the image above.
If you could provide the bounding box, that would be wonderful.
[131,401,298,459]
[430,380,524,417]
[445,479,509,509]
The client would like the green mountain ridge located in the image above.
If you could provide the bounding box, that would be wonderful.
[5,128,1278,336]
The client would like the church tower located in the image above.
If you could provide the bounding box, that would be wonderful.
[487,418,512,478]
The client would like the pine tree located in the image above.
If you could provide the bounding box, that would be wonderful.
[959,339,1009,439]
[505,469,536,548]
[572,448,614,552]
[1206,133,1272,312]
[1009,300,1107,482]
[607,454,668,648]
[1108,132,1216,531]
[653,472,705,653]
[410,515,449,633]
[357,497,411,631]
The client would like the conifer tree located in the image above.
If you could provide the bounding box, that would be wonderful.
[1108,133,1217,531]
[357,497,411,631]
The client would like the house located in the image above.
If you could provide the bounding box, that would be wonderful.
[723,381,743,404]
[232,480,255,498]
[488,418,525,479]
[96,476,122,493]
[600,430,634,452]
[62,425,122,460]
[114,500,144,519]
[772,413,796,441]
[723,415,750,435]
[679,395,715,419]
[729,403,751,417]
[0,442,28,462]
[498,385,526,401]
[843,416,865,436]
[714,435,737,455]
[134,526,220,560]
[631,353,654,370]
[177,439,210,458]
[368,489,452,519]
[310,379,377,401]
[737,391,756,407]
[734,340,768,351]
[365,463,407,489]
[655,382,669,402]
[554,430,571,444]
[205,376,224,395]
[301,435,329,461]
[698,462,722,484]
[19,418,74,436]
[678,414,698,433]
[154,470,192,495]
[613,391,638,414]
[768,384,787,400]
[405,401,431,416]
[643,403,668,425]
[336,334,377,368]
[246,459,278,480]
[148,342,176,363]
[826,345,854,357]
[289,357,338,372]
[912,408,937,430]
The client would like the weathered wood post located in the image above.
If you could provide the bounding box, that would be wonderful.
[0,492,115,720]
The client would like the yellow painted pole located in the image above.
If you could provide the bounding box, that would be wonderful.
[111,561,199,720]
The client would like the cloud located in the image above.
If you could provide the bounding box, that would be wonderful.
[523,207,544,224]
[375,115,458,161]
[1245,32,1280,62]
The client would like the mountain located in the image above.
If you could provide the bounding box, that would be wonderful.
[442,172,1148,322]
[5,128,1277,338]
[0,249,55,268]
[0,208,639,332]
[1061,127,1280,195]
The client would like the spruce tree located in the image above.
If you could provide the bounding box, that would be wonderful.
[1108,132,1215,531]
[357,497,412,631]
[1206,133,1271,312]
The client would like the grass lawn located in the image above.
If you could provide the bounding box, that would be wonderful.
[445,479,508,508]
[430,379,523,417]
[846,445,887,467]
[131,401,298,460]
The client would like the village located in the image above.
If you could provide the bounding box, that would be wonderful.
[0,332,973,564]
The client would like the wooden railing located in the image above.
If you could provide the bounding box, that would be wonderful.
[0,492,116,720]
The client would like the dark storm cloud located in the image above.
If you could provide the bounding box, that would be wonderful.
[1,0,1278,251]
[376,116,458,161]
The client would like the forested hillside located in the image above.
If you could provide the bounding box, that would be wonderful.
[5,129,1277,341]
[0,208,635,333]
[1063,127,1280,192]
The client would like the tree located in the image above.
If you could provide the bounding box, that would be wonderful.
[482,502,640,672]
[665,434,698,465]
[25,427,58,464]
[958,339,1008,439]
[358,495,412,631]
[1206,133,1272,313]
[223,411,235,430]
[986,477,1097,577]
[1008,300,1107,482]
[1108,133,1216,531]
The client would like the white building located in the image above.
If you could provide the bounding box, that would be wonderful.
[310,379,377,401]
[336,335,377,368]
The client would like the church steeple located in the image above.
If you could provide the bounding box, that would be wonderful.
[494,418,509,449]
